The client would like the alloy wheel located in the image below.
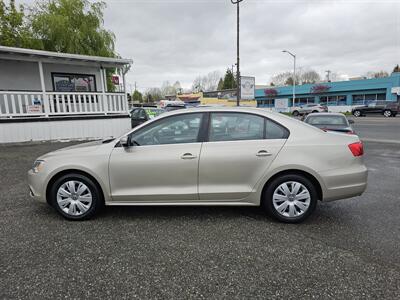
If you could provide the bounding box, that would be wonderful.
[383,110,392,117]
[56,180,93,216]
[272,181,311,218]
[353,110,361,117]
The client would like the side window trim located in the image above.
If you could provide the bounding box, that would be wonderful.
[198,112,210,143]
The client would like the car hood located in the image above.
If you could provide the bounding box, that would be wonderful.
[39,140,105,159]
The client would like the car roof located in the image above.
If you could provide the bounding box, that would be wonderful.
[163,106,267,115]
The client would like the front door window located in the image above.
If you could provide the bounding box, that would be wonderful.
[130,113,203,146]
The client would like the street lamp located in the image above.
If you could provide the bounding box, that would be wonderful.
[282,50,296,108]
[231,0,243,106]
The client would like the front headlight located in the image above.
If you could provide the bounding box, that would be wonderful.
[32,160,45,173]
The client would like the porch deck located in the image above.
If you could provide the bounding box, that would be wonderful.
[0,91,128,118]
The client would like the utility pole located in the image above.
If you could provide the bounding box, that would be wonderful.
[231,0,243,106]
[325,70,331,82]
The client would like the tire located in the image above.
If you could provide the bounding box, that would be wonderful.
[262,174,318,223]
[311,110,318,113]
[49,173,103,220]
[352,110,361,117]
[383,110,392,117]
[292,110,299,116]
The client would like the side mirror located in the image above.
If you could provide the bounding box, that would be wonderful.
[348,119,355,124]
[120,136,130,147]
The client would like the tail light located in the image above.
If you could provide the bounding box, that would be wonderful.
[348,141,364,156]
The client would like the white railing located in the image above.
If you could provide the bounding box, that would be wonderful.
[0,91,128,118]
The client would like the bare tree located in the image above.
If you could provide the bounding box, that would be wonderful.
[270,71,293,86]
[271,69,321,86]
[191,70,221,92]
[301,70,321,84]
[160,81,176,96]
[365,71,389,79]
[144,87,163,102]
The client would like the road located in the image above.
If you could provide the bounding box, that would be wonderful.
[350,116,400,143]
[0,118,399,299]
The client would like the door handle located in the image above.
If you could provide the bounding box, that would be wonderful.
[256,150,272,157]
[181,153,197,159]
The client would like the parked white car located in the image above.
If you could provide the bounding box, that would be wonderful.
[291,104,328,116]
[28,107,367,223]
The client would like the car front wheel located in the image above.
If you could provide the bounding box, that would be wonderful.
[49,173,103,220]
[262,174,318,223]
[292,110,299,116]
[352,110,361,117]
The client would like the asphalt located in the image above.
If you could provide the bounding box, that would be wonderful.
[350,116,400,143]
[1,119,400,299]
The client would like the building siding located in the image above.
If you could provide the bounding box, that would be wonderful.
[0,59,102,92]
[255,73,400,107]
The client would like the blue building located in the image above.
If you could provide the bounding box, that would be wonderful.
[255,72,400,109]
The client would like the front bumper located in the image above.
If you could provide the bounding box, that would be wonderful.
[27,169,47,203]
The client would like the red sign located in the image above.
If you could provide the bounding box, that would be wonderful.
[112,75,120,85]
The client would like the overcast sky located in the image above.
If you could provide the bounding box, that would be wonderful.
[17,0,400,91]
[102,0,400,91]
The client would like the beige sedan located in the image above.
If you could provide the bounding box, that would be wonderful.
[28,107,368,223]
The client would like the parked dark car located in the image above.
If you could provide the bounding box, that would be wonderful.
[304,113,355,134]
[352,100,399,117]
[131,107,165,128]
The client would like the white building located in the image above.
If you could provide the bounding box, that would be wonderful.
[0,46,133,143]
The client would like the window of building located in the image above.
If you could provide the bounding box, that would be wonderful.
[323,95,347,106]
[352,93,387,105]
[258,99,274,107]
[52,73,96,92]
[296,97,315,106]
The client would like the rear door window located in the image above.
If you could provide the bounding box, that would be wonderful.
[265,119,290,139]
[209,113,264,141]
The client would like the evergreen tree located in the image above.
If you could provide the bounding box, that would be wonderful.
[222,69,236,90]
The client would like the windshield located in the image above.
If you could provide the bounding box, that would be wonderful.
[306,115,348,126]
[145,108,165,119]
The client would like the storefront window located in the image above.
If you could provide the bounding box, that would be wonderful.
[52,73,96,92]
[337,96,346,105]
[352,93,386,105]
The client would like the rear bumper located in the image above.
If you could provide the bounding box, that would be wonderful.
[320,164,368,202]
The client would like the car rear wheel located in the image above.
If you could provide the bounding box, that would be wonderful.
[353,110,361,117]
[292,110,299,116]
[49,173,103,220]
[262,174,317,223]
[311,110,318,113]
[383,110,392,117]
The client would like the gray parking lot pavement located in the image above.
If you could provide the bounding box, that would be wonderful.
[351,116,400,143]
[1,123,400,299]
